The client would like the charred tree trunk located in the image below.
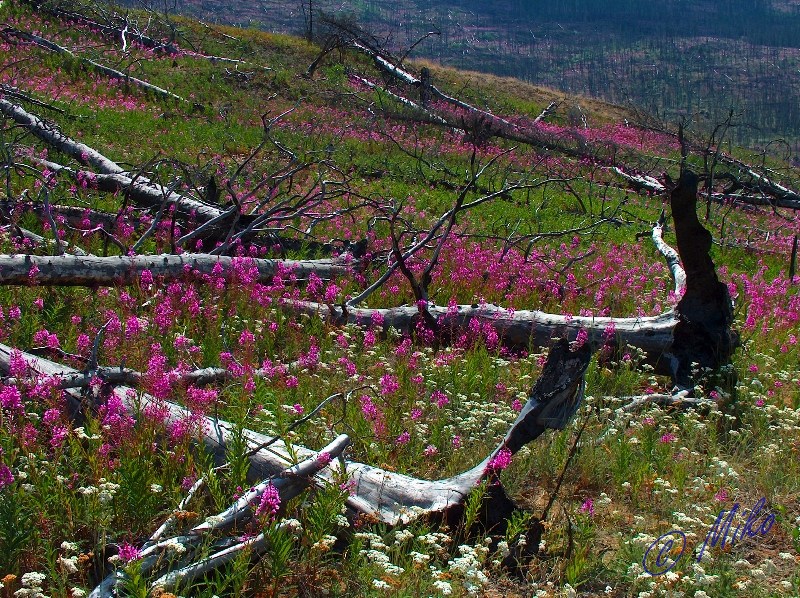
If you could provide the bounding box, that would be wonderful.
[670,169,738,391]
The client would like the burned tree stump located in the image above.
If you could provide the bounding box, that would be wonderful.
[670,169,738,391]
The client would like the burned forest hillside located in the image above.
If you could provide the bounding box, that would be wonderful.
[0,1,799,596]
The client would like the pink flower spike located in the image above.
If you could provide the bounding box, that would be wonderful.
[487,447,512,472]
[579,498,595,517]
[423,444,438,457]
[254,483,281,521]
[316,451,332,467]
[117,541,142,563]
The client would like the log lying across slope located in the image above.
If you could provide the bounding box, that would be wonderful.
[0,99,227,223]
[0,337,591,527]
[2,27,185,102]
[0,253,352,285]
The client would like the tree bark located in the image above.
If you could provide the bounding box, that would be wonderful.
[0,253,351,286]
[0,339,589,527]
[670,170,738,390]
[0,100,226,223]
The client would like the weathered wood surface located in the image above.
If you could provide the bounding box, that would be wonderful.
[0,253,351,285]
[0,338,590,526]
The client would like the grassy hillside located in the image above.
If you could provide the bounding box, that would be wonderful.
[150,0,800,154]
[0,1,799,597]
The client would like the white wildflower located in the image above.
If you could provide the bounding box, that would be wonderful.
[162,538,186,554]
[21,573,46,588]
[59,555,79,574]
[394,529,413,543]
[432,580,452,595]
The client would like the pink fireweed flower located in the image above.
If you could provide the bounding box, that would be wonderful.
[238,329,255,346]
[285,375,299,389]
[316,451,332,467]
[487,448,513,472]
[423,444,438,457]
[380,374,399,395]
[512,399,523,411]
[410,408,422,420]
[117,542,142,563]
[43,408,61,426]
[571,327,589,350]
[580,498,595,517]
[602,321,616,343]
[323,283,339,303]
[0,384,23,411]
[360,395,379,421]
[660,433,676,444]
[0,463,14,488]
[50,425,68,448]
[185,386,219,412]
[363,329,376,347]
[292,403,304,415]
[140,269,154,286]
[452,435,462,448]
[255,483,281,521]
[396,431,411,445]
[714,488,729,502]
[431,390,449,408]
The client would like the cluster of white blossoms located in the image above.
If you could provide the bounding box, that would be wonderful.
[447,543,490,594]
[13,573,48,598]
[77,478,120,503]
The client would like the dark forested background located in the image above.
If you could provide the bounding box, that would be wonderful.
[151,0,800,154]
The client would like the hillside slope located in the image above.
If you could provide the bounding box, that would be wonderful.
[161,0,800,154]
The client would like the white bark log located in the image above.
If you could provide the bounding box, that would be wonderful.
[4,27,185,101]
[0,100,225,223]
[0,339,589,526]
[0,253,351,286]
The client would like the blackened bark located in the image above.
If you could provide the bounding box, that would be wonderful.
[670,169,738,390]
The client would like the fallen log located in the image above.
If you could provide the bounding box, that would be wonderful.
[88,435,350,598]
[2,27,185,102]
[0,224,91,257]
[287,299,678,373]
[20,0,178,55]
[0,100,226,223]
[0,337,590,527]
[0,253,351,286]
